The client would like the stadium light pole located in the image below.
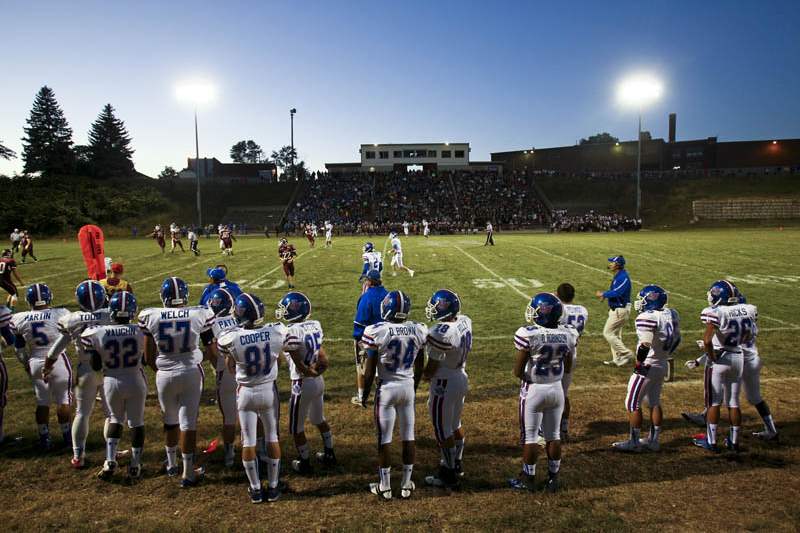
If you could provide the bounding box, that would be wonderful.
[175,80,217,228]
[290,108,296,180]
[616,74,662,220]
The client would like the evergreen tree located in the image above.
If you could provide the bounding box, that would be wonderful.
[0,140,16,160]
[21,86,74,174]
[230,139,264,163]
[158,166,178,179]
[88,103,135,178]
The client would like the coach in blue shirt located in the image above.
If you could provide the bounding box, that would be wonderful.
[352,269,388,405]
[198,266,242,307]
[595,255,634,366]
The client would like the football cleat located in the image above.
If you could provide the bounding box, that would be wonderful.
[753,430,779,442]
[692,437,721,453]
[97,461,117,480]
[292,458,313,475]
[399,481,416,500]
[248,486,264,504]
[409,270,415,277]
[71,456,85,469]
[724,437,741,453]
[544,472,559,493]
[315,448,337,467]
[163,460,181,477]
[38,434,52,452]
[611,439,642,453]
[265,485,281,502]
[127,464,142,481]
[508,475,535,492]
[370,482,393,501]
[454,459,464,478]
[351,395,366,406]
[640,437,660,452]
[681,412,707,427]
[180,467,205,488]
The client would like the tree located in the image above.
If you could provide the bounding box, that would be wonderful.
[0,140,16,160]
[270,145,297,175]
[73,145,92,175]
[87,103,135,178]
[21,86,74,174]
[580,132,619,145]
[230,140,265,164]
[158,166,178,180]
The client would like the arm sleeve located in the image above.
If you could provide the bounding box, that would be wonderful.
[47,333,72,361]
[353,295,369,340]
[602,272,630,299]
[285,325,303,351]
[700,308,720,326]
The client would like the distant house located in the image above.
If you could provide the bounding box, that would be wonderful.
[178,157,278,184]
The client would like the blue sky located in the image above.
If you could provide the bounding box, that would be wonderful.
[1,0,799,177]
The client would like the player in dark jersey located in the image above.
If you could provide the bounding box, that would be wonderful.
[0,250,23,307]
[304,225,315,248]
[149,225,166,254]
[278,238,297,289]
[20,231,38,263]
[220,227,236,256]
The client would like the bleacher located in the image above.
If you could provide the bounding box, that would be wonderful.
[693,199,800,220]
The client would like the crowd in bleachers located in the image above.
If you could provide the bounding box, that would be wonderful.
[549,209,641,232]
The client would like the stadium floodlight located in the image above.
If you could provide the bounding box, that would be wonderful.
[616,73,663,220]
[174,79,217,228]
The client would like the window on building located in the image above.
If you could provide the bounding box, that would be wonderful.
[393,150,402,158]
[442,150,451,158]
[403,150,414,158]
[427,150,437,157]
[366,151,376,159]
[687,150,704,158]
[379,151,389,159]
[454,150,465,158]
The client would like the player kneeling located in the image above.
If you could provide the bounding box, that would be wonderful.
[612,285,680,453]
[423,289,471,489]
[509,293,577,493]
[361,291,426,500]
[82,292,147,481]
[218,293,284,503]
[275,292,337,475]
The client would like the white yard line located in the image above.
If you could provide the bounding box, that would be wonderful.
[454,245,530,300]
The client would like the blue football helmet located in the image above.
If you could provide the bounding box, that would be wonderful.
[380,290,411,322]
[275,291,311,322]
[525,292,563,328]
[109,291,137,322]
[26,283,53,308]
[707,280,739,307]
[425,289,461,321]
[75,280,108,312]
[160,277,189,306]
[207,265,228,282]
[363,242,374,253]
[208,288,234,317]
[234,293,265,327]
[634,284,668,312]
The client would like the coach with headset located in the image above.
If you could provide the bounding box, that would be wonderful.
[596,255,634,366]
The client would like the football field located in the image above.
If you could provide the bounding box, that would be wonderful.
[1,228,799,531]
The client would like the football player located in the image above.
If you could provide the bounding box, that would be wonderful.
[0,249,23,308]
[275,292,336,475]
[388,232,414,278]
[217,293,284,503]
[556,282,588,441]
[0,304,16,444]
[82,291,147,481]
[361,291,427,500]
[278,238,297,289]
[188,228,200,256]
[304,225,315,248]
[11,283,72,450]
[149,225,166,254]
[422,289,472,489]
[402,221,410,236]
[198,265,242,307]
[359,242,383,294]
[219,225,236,256]
[692,280,754,452]
[324,221,333,248]
[612,285,680,453]
[207,288,239,467]
[44,280,113,468]
[508,293,577,493]
[20,231,38,263]
[169,223,185,253]
[422,220,430,238]
[138,277,217,487]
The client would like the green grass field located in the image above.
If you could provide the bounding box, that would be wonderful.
[1,229,799,531]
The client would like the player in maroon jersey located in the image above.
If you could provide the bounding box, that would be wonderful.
[278,238,297,289]
[149,225,166,253]
[0,249,23,307]
[20,231,38,263]
[220,226,236,256]
[304,225,315,248]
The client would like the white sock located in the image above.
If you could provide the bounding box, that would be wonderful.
[401,464,414,486]
[72,414,88,451]
[321,431,333,450]
[357,388,364,399]
[106,437,119,463]
[455,438,464,461]
[165,446,178,469]
[707,423,718,445]
[630,427,641,444]
[730,426,740,445]
[243,459,261,490]
[131,447,143,467]
[650,426,661,442]
[522,463,535,476]
[548,459,561,474]
[297,443,310,460]
[379,467,391,491]
[182,453,194,480]
[267,458,280,489]
[73,446,84,460]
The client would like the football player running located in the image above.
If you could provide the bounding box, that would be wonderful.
[149,225,166,254]
[324,221,333,248]
[44,281,113,468]
[361,291,427,500]
[275,292,337,475]
[169,223,186,253]
[388,232,414,278]
[0,304,16,444]
[693,280,754,453]
[0,249,23,308]
[422,219,430,238]
[509,293,577,493]
[423,289,472,489]
[207,289,240,467]
[82,292,147,481]
[612,285,680,453]
[217,293,284,503]
[556,283,587,441]
[11,283,73,451]
[138,277,217,487]
[359,242,383,294]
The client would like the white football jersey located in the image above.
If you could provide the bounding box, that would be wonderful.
[700,303,757,354]
[12,308,70,360]
[560,304,588,335]
[426,315,473,372]
[513,324,578,384]
[391,237,403,255]
[81,324,145,378]
[363,321,427,384]
[138,306,215,371]
[422,220,429,228]
[212,315,240,370]
[283,320,324,380]
[217,323,287,387]
[325,223,333,236]
[58,309,113,364]
[363,251,382,271]
[634,308,681,367]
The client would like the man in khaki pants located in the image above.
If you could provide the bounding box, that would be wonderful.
[596,255,633,366]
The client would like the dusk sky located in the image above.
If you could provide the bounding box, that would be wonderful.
[2,0,799,178]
